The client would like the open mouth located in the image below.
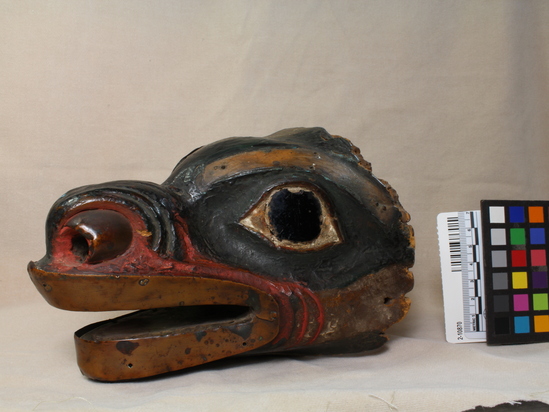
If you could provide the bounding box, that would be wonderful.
[77,305,254,342]
[28,262,280,381]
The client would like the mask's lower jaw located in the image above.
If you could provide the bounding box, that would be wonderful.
[75,305,275,381]
[27,262,280,381]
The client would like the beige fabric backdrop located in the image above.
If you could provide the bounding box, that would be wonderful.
[1,1,549,411]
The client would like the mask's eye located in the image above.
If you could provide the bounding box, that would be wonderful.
[239,184,342,251]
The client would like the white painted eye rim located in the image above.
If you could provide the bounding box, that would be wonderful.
[239,184,342,251]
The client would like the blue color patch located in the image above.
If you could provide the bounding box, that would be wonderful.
[509,206,525,223]
[530,228,546,245]
[514,316,530,334]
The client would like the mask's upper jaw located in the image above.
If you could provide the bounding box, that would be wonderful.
[29,261,281,381]
[27,181,287,381]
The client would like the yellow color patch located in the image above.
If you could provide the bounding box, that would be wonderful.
[512,272,528,289]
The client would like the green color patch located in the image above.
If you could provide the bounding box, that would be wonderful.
[510,228,526,245]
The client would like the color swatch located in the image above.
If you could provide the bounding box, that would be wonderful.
[481,200,549,344]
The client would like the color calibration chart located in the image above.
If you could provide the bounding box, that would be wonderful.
[438,200,549,345]
[481,200,549,345]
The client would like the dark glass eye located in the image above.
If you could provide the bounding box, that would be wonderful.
[268,189,322,242]
[239,184,342,251]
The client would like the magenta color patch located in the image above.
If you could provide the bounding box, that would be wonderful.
[513,294,530,311]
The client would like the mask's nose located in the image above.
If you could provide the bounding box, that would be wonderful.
[36,180,187,268]
[65,210,133,264]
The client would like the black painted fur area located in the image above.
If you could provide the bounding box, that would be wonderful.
[186,171,410,290]
[164,127,414,291]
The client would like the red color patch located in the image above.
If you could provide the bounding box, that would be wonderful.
[511,250,527,267]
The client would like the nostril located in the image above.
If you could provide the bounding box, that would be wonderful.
[71,234,90,261]
[66,210,133,264]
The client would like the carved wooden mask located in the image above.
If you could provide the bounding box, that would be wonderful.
[28,127,414,381]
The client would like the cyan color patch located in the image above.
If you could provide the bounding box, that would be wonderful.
[514,316,530,333]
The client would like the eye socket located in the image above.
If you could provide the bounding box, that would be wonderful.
[268,189,322,242]
[239,184,342,251]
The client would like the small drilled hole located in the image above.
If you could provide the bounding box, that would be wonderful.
[127,363,133,368]
[384,297,393,305]
[242,342,247,347]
